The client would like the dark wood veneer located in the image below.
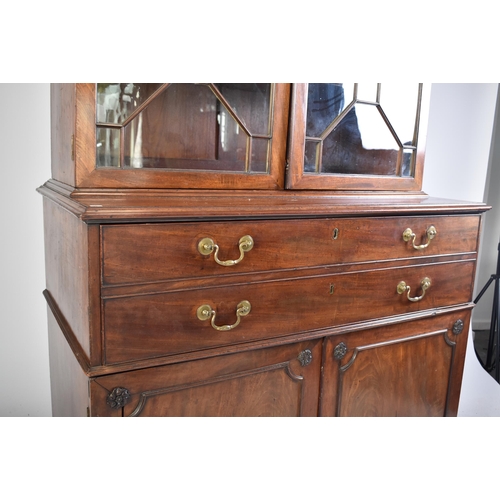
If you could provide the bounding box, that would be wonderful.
[101,215,480,286]
[92,340,322,417]
[320,311,471,417]
[102,260,475,365]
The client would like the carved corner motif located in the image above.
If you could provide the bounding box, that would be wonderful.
[334,342,347,360]
[106,387,131,409]
[298,349,313,366]
[452,319,464,335]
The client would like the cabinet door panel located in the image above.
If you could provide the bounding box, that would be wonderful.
[320,312,470,417]
[287,83,429,192]
[90,340,321,417]
[75,83,290,190]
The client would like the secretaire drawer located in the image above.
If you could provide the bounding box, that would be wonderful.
[101,215,480,285]
[102,260,476,364]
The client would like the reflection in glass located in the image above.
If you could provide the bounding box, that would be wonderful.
[379,83,419,147]
[304,83,421,178]
[96,83,273,173]
[96,83,163,125]
[96,127,120,168]
[304,140,320,172]
[250,138,269,173]
[215,83,271,136]
[320,105,399,175]
[306,83,350,138]
[356,83,378,102]
[402,150,413,177]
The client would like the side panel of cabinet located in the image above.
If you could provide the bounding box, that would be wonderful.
[47,307,89,417]
[43,198,101,363]
[319,311,471,417]
[90,340,322,417]
[50,83,75,186]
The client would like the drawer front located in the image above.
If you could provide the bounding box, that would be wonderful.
[101,215,480,285]
[103,260,475,364]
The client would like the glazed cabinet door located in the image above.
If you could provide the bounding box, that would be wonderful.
[319,311,471,417]
[68,83,290,190]
[90,340,321,417]
[287,83,430,192]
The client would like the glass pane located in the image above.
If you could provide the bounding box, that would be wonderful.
[306,83,352,138]
[250,138,269,173]
[356,83,378,102]
[96,83,163,124]
[402,149,413,177]
[379,83,419,147]
[122,84,247,171]
[215,83,271,135]
[96,127,120,167]
[320,105,398,175]
[96,83,273,172]
[304,83,421,178]
[304,140,319,172]
[215,102,248,168]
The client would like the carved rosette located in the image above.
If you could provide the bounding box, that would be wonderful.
[298,349,313,366]
[106,387,131,409]
[452,319,464,335]
[334,342,347,360]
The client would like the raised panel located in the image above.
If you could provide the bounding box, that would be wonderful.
[338,332,451,416]
[320,312,471,417]
[90,340,321,417]
[128,365,303,417]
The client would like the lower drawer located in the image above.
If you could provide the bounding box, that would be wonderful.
[102,260,475,364]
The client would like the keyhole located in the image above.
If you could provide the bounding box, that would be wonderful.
[330,284,335,294]
[332,228,339,240]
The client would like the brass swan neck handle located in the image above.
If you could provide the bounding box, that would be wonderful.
[198,235,254,266]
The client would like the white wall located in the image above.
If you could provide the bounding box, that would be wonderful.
[0,84,52,416]
[423,83,499,329]
[423,84,498,203]
[0,83,497,417]
[471,90,500,329]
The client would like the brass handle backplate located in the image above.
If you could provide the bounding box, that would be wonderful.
[197,300,251,331]
[397,277,431,302]
[403,225,437,250]
[198,235,254,266]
